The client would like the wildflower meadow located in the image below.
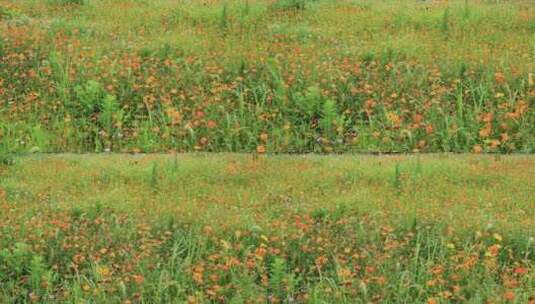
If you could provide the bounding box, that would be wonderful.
[0,0,534,303]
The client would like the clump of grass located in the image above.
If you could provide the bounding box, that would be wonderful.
[440,7,451,35]
[393,162,402,190]
[218,2,229,33]
[149,161,159,191]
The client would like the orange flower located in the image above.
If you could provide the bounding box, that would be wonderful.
[479,125,491,138]
[254,247,267,260]
[206,120,217,129]
[315,255,328,268]
[132,274,145,285]
[486,244,502,257]
[494,72,506,85]
[425,124,434,134]
[165,108,182,125]
[503,290,515,301]
[427,298,438,304]
[337,267,353,282]
[488,139,500,149]
[386,112,401,127]
[256,145,266,154]
[73,254,85,264]
[145,75,157,85]
[513,267,528,275]
[192,265,205,284]
[480,112,493,123]
[413,114,424,124]
[203,226,213,235]
[515,100,528,116]
[364,99,376,110]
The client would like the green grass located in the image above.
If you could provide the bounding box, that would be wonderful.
[0,154,534,302]
[0,0,534,153]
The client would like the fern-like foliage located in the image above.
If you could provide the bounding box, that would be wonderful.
[320,99,337,137]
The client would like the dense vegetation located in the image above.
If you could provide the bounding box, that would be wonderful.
[1,1,534,303]
[0,154,534,303]
[0,0,534,154]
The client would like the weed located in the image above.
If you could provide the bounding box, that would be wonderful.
[150,162,159,191]
[393,162,402,190]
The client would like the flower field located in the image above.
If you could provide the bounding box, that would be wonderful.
[0,0,534,154]
[1,0,535,303]
[0,154,534,303]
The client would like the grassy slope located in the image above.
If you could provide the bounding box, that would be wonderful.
[0,0,534,153]
[1,154,534,302]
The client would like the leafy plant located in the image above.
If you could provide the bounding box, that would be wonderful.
[319,99,337,138]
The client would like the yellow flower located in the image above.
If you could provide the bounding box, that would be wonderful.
[97,266,111,277]
[220,240,231,250]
